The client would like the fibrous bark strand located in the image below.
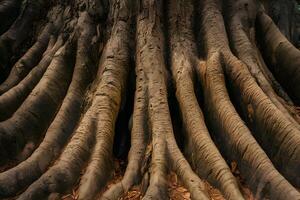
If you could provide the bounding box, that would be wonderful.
[0,0,300,199]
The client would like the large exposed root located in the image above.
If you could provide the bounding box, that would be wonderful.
[0,0,50,82]
[0,0,22,35]
[169,1,243,199]
[0,38,76,165]
[257,12,300,105]
[226,0,300,128]
[77,2,132,200]
[0,0,300,199]
[103,1,210,200]
[0,4,100,198]
[0,6,67,94]
[197,0,300,199]
[216,1,300,188]
[0,8,74,121]
[0,35,64,121]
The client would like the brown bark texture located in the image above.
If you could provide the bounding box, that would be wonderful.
[0,0,299,199]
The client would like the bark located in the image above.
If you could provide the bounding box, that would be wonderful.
[0,4,99,197]
[0,0,22,35]
[0,0,300,199]
[257,12,300,105]
[0,6,66,94]
[0,0,50,82]
[169,1,243,199]
[260,0,299,46]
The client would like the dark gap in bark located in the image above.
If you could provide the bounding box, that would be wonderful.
[194,0,206,59]
[162,0,185,151]
[162,0,170,61]
[193,0,207,116]
[103,0,118,44]
[113,11,137,161]
[192,0,206,111]
[168,84,185,151]
[113,61,136,160]
[223,65,249,127]
[202,100,230,165]
[193,76,205,111]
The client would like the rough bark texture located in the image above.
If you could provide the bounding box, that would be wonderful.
[0,0,300,200]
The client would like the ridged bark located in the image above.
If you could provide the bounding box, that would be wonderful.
[0,0,299,199]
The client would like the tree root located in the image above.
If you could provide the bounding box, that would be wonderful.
[0,0,299,199]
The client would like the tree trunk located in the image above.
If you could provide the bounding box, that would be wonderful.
[0,0,299,199]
